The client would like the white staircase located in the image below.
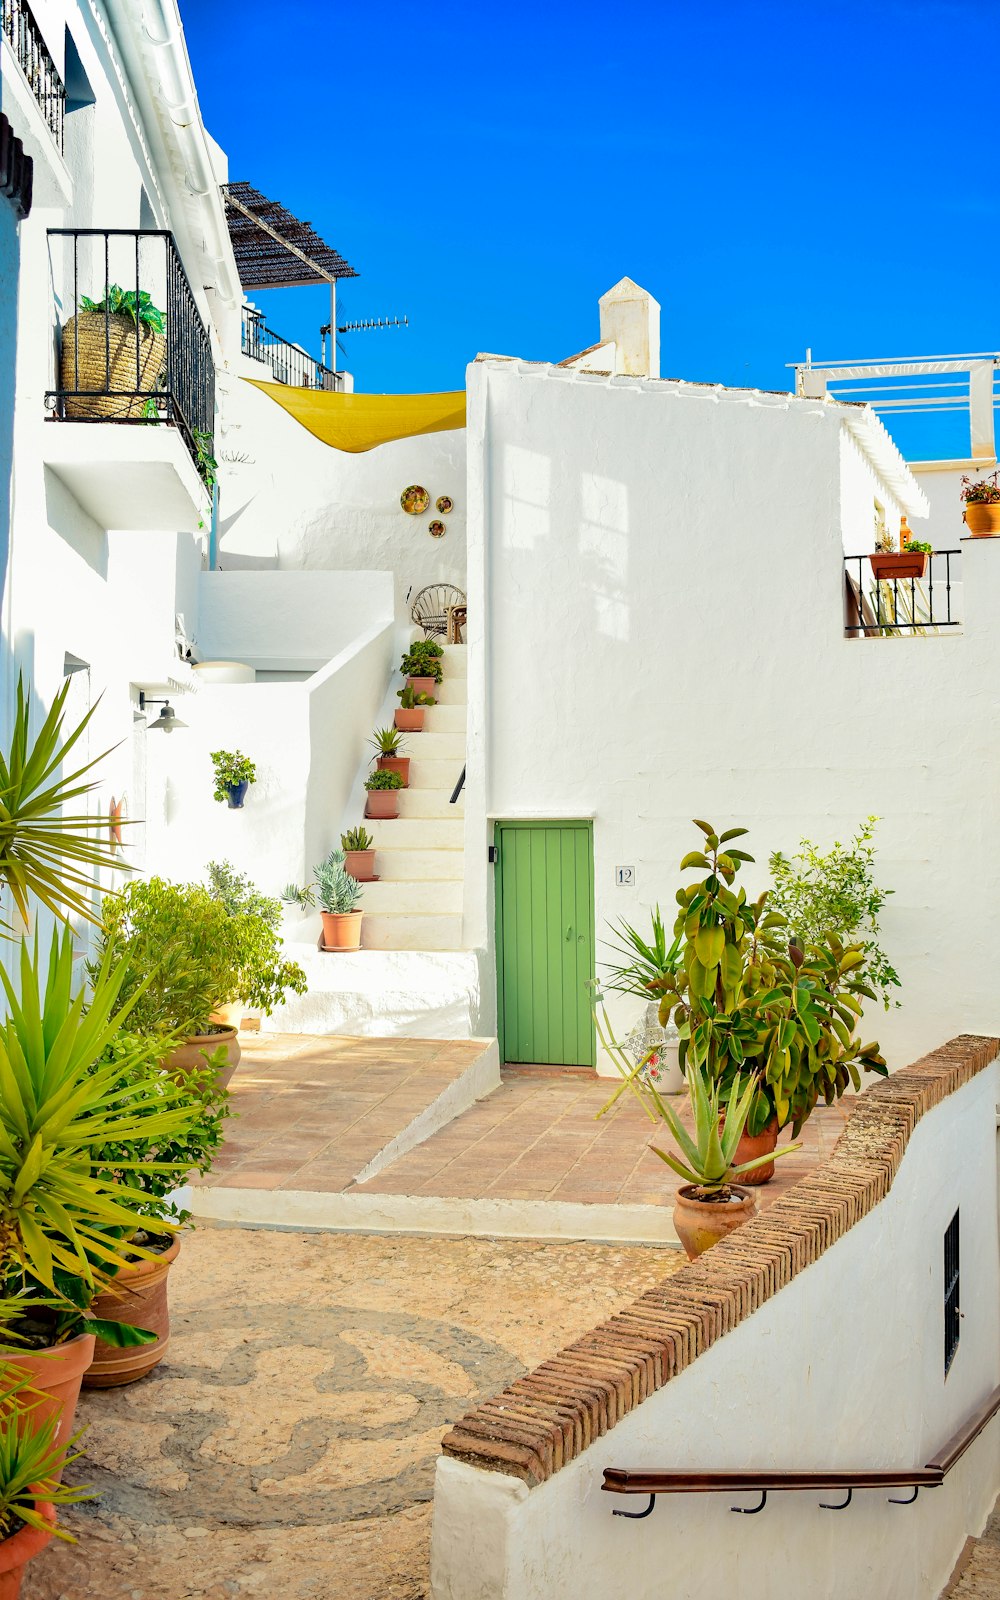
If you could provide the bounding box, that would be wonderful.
[362,645,467,951]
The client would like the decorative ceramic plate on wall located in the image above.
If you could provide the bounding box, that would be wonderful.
[401,485,430,515]
[436,495,454,514]
[428,520,446,538]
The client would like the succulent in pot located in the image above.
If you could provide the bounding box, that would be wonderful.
[314,849,363,950]
[601,908,685,1093]
[364,769,404,819]
[961,470,1000,536]
[395,682,435,732]
[210,749,257,808]
[340,827,376,882]
[369,726,409,786]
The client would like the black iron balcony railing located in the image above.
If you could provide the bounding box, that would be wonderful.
[46,228,215,484]
[242,305,342,390]
[844,550,962,637]
[2,0,65,151]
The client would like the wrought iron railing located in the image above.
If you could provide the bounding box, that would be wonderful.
[46,229,215,483]
[2,0,65,150]
[241,305,343,390]
[844,550,962,637]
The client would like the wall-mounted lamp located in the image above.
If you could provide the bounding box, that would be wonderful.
[138,692,187,733]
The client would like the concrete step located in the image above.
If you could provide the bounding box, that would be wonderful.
[396,790,465,819]
[420,704,466,733]
[429,680,467,706]
[365,817,465,848]
[399,730,464,760]
[439,645,467,677]
[264,946,482,1037]
[361,879,463,913]
[375,845,464,879]
[407,758,467,791]
[361,912,465,951]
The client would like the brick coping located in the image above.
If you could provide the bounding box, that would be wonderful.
[440,1035,1000,1487]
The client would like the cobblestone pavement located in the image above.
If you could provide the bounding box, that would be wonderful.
[24,1226,681,1600]
[943,1498,1000,1597]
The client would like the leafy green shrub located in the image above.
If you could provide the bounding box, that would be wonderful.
[313,850,362,915]
[210,749,256,804]
[205,861,307,1014]
[364,770,404,792]
[768,817,900,1009]
[341,827,374,852]
[400,639,444,682]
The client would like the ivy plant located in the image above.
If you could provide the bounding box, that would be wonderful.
[768,817,901,1009]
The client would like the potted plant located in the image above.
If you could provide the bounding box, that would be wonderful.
[314,850,363,950]
[205,861,308,1024]
[961,470,1000,537]
[400,639,444,696]
[369,727,410,786]
[60,284,166,421]
[0,1393,89,1599]
[91,878,249,1085]
[365,769,404,819]
[869,528,932,581]
[601,908,685,1093]
[83,1047,229,1388]
[340,827,376,882]
[395,683,435,733]
[210,749,257,809]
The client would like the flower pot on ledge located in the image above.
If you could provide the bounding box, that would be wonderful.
[964,502,1000,537]
[321,910,363,951]
[869,551,929,581]
[365,790,400,820]
[377,755,410,786]
[673,1184,756,1260]
[395,707,425,733]
[407,676,438,697]
[344,848,376,881]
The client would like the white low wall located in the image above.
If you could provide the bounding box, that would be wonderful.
[431,1056,1000,1600]
[196,569,393,669]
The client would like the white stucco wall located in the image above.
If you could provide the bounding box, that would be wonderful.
[196,569,393,670]
[911,465,981,551]
[431,1058,1000,1600]
[215,372,466,621]
[466,362,1000,1075]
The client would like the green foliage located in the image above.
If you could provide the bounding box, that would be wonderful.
[906,538,933,555]
[281,881,316,910]
[396,684,436,709]
[0,930,204,1301]
[364,770,404,792]
[400,640,444,683]
[210,750,256,804]
[600,907,683,1000]
[369,726,405,758]
[0,675,128,930]
[192,428,217,493]
[340,827,373,853]
[205,861,307,1014]
[0,1382,90,1542]
[79,284,165,336]
[91,877,244,1037]
[768,817,900,1009]
[313,850,362,915]
[650,821,887,1137]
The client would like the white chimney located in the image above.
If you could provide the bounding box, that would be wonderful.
[598,277,660,380]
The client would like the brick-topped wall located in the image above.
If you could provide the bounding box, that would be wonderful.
[441,1035,1000,1489]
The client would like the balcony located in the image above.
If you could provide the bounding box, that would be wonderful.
[1,0,70,205]
[44,229,215,531]
[844,549,962,638]
[241,305,345,391]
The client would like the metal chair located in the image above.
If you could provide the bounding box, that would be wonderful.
[411,583,467,639]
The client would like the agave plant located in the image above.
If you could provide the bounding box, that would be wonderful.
[0,1373,90,1542]
[601,906,683,999]
[0,929,203,1302]
[0,676,128,930]
[368,726,405,759]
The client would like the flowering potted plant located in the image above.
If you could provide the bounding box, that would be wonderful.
[365,769,404,819]
[210,749,257,808]
[395,683,435,733]
[314,850,363,950]
[369,727,410,786]
[961,471,1000,537]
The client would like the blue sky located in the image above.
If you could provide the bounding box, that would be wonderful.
[183,0,998,436]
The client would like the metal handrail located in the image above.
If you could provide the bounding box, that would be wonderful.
[241,306,341,390]
[449,765,466,805]
[2,0,64,150]
[844,548,962,636]
[603,1383,1000,1517]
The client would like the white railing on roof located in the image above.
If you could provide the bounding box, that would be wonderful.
[788,350,1000,466]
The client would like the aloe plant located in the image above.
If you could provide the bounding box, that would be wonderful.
[0,675,128,930]
[341,827,374,853]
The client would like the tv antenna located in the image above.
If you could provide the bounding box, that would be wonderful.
[321,314,408,369]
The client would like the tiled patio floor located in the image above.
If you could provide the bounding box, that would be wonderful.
[194,1033,490,1192]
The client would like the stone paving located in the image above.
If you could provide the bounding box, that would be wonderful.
[942,1498,1000,1597]
[24,1227,681,1600]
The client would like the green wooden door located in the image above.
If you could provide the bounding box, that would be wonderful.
[494,821,595,1067]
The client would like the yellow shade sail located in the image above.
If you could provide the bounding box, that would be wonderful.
[243,379,466,453]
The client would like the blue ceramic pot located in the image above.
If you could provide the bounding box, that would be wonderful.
[226,780,249,809]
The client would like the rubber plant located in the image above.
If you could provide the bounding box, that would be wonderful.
[619,821,887,1138]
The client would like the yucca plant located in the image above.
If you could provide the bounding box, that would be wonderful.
[0,1382,89,1543]
[0,929,204,1307]
[0,676,127,930]
[368,727,405,759]
[601,906,683,999]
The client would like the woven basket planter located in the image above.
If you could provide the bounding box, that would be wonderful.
[60,312,166,420]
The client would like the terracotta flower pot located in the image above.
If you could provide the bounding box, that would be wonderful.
[161,1026,241,1090]
[377,755,410,786]
[732,1117,780,1185]
[365,790,400,820]
[83,1236,180,1389]
[320,910,363,950]
[964,502,1000,537]
[869,551,929,581]
[344,849,376,881]
[394,708,425,733]
[0,1501,56,1600]
[9,1333,96,1459]
[407,676,438,696]
[673,1184,756,1261]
